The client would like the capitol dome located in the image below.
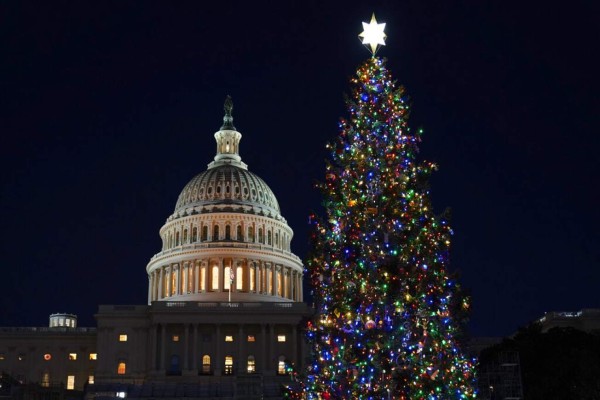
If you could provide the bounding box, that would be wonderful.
[146,97,304,304]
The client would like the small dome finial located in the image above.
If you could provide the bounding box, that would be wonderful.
[221,95,236,130]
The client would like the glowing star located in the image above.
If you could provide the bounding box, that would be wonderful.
[358,13,387,56]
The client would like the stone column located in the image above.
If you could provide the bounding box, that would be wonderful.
[147,274,152,304]
[175,264,181,295]
[158,267,164,299]
[215,324,222,375]
[194,262,199,293]
[238,325,244,374]
[160,324,166,372]
[184,323,189,371]
[273,265,279,298]
[292,324,298,366]
[261,324,267,373]
[193,323,198,372]
[151,324,158,371]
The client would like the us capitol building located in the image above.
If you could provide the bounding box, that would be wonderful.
[0,97,311,399]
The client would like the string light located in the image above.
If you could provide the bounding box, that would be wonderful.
[286,57,476,399]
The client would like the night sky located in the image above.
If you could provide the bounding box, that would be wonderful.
[1,1,598,337]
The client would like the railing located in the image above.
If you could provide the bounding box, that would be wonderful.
[149,242,302,263]
[152,301,310,311]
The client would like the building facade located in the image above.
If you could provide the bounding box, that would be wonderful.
[0,98,311,399]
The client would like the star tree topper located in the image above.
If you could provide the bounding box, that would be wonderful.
[359,13,387,56]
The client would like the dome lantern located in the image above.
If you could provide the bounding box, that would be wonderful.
[209,96,246,170]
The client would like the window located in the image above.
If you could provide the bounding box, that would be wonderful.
[224,266,232,290]
[268,231,272,245]
[237,225,242,240]
[67,375,75,390]
[89,353,97,360]
[44,353,52,361]
[175,231,180,246]
[225,335,233,342]
[247,335,255,342]
[278,356,287,375]
[119,334,128,342]
[201,355,211,374]
[18,354,25,361]
[183,229,188,243]
[211,265,219,290]
[225,225,231,240]
[41,372,50,387]
[277,335,286,343]
[200,266,206,291]
[192,227,198,242]
[116,391,126,398]
[68,353,77,361]
[201,226,208,241]
[213,225,219,241]
[0,354,5,361]
[248,226,254,241]
[88,375,95,384]
[117,362,126,375]
[224,356,233,375]
[247,355,256,373]
[258,228,263,243]
[236,265,243,290]
[172,335,180,342]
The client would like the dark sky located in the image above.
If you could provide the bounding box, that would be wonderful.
[1,1,598,337]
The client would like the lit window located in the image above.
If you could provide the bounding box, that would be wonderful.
[89,353,97,360]
[247,355,256,373]
[172,335,180,342]
[43,353,52,361]
[68,353,77,361]
[247,335,255,342]
[18,354,25,361]
[119,334,128,342]
[278,356,286,375]
[224,356,233,375]
[116,391,126,398]
[225,335,233,342]
[117,362,126,375]
[277,335,286,342]
[67,375,75,390]
[41,372,50,387]
[201,355,211,374]
[88,375,95,384]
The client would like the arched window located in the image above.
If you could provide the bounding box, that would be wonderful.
[168,233,172,248]
[201,355,211,374]
[267,231,272,245]
[213,225,219,241]
[258,228,264,244]
[117,362,126,375]
[176,231,180,246]
[211,265,219,291]
[277,270,283,296]
[277,356,286,375]
[237,225,243,241]
[249,264,256,292]
[224,356,233,375]
[183,229,188,244]
[192,227,198,242]
[236,265,244,291]
[202,226,208,241]
[248,226,254,241]
[247,355,256,373]
[275,232,279,247]
[224,266,232,290]
[225,225,231,240]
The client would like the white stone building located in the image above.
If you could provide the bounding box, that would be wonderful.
[0,98,311,399]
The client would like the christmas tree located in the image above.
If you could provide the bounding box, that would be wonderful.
[299,16,477,400]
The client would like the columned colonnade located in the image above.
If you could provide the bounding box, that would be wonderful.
[147,258,303,303]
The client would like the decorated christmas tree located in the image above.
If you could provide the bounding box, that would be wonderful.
[299,15,477,400]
